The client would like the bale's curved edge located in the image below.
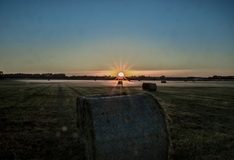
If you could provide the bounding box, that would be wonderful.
[77,92,171,160]
[146,92,174,160]
[77,96,95,160]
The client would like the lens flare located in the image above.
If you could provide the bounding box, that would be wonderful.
[106,56,134,77]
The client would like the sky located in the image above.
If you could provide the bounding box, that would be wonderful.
[0,0,234,77]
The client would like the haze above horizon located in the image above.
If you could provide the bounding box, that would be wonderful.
[0,0,234,77]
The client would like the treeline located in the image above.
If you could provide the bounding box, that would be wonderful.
[1,72,234,81]
[3,73,66,79]
[3,73,115,80]
[0,71,3,79]
[127,75,234,81]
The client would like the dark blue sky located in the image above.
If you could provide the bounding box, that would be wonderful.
[0,0,234,76]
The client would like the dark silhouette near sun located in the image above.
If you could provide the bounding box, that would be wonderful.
[116,72,126,87]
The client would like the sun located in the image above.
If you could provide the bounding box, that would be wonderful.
[117,71,125,80]
[118,72,124,77]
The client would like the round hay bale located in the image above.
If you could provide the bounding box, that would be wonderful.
[142,83,157,91]
[161,80,167,83]
[76,92,170,160]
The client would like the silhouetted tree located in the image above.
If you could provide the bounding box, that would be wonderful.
[160,75,166,80]
[0,71,4,79]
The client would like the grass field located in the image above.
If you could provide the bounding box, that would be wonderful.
[0,80,233,160]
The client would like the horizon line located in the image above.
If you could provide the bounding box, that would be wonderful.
[2,72,234,78]
[2,69,234,77]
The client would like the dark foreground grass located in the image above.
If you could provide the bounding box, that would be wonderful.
[153,86,234,160]
[0,80,233,159]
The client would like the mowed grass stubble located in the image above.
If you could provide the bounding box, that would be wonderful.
[0,80,233,159]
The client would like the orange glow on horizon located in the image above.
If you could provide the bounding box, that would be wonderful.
[67,68,230,77]
[107,59,134,77]
[103,69,214,77]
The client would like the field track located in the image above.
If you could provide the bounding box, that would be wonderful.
[0,82,86,159]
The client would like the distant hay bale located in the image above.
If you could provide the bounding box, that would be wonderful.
[142,83,157,91]
[77,92,170,160]
[161,80,167,83]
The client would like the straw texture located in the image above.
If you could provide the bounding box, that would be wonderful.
[77,92,169,160]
